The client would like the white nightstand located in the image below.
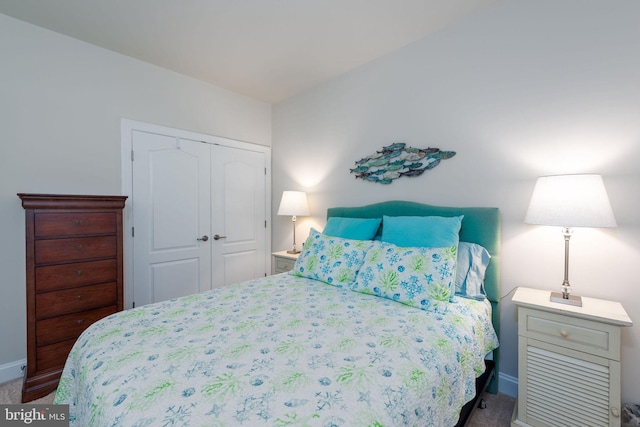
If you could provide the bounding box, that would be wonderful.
[272,251,299,274]
[511,287,632,427]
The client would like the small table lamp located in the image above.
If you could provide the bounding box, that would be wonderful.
[524,174,616,306]
[277,191,310,254]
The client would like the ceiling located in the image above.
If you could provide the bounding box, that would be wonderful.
[0,0,499,103]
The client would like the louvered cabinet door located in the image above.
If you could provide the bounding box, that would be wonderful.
[519,338,620,426]
[511,288,632,427]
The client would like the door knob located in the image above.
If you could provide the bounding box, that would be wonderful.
[197,235,209,242]
[213,234,227,240]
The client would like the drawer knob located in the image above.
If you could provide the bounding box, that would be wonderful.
[559,329,569,338]
[76,295,82,300]
[76,270,83,276]
[75,245,83,251]
[75,219,83,225]
[76,319,84,325]
[611,407,620,418]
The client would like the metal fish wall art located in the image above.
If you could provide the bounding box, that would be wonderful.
[350,143,456,184]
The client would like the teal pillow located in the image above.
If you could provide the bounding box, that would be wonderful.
[381,215,463,248]
[350,241,457,313]
[455,242,491,300]
[323,217,381,240]
[291,228,373,287]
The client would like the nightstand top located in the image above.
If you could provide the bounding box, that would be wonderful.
[512,286,632,327]
[272,250,300,260]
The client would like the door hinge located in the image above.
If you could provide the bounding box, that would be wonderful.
[132,226,135,237]
[265,220,267,228]
[265,167,267,175]
[131,150,134,161]
[132,301,136,308]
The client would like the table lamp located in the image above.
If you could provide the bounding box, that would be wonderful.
[277,191,309,254]
[524,174,616,306]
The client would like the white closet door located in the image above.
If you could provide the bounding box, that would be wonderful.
[210,144,267,288]
[132,131,211,307]
[129,128,268,307]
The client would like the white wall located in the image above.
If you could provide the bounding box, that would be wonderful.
[273,0,640,402]
[0,14,271,375]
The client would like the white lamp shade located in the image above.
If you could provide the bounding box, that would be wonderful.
[525,174,616,228]
[277,191,310,216]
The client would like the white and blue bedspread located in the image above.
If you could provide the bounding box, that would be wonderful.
[54,273,498,426]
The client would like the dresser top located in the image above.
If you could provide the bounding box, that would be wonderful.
[512,286,632,327]
[18,193,127,210]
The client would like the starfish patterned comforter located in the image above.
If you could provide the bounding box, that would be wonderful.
[54,273,498,426]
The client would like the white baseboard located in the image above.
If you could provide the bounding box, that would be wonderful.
[498,372,518,398]
[0,359,25,385]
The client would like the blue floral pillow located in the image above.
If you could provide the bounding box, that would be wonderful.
[350,241,457,312]
[291,228,373,287]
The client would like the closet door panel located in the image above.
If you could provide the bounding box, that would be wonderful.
[131,132,211,307]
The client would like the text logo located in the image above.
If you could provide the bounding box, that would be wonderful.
[1,405,68,426]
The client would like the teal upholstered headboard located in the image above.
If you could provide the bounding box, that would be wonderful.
[327,200,501,392]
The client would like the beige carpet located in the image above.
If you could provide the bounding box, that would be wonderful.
[0,378,514,425]
[0,378,56,404]
[467,392,516,426]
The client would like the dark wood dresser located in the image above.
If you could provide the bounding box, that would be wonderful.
[18,193,127,402]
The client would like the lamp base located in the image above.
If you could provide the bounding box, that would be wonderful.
[550,291,582,307]
[286,249,300,254]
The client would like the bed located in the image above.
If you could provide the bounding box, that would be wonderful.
[54,200,500,426]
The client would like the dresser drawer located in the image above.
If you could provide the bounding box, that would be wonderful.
[34,212,116,237]
[519,307,620,360]
[36,282,117,319]
[35,236,116,264]
[36,305,117,346]
[36,338,76,373]
[35,259,117,292]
